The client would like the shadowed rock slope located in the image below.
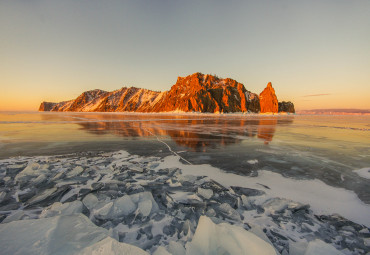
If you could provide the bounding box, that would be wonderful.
[39,73,294,113]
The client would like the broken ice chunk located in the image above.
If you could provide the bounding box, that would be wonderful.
[94,201,114,220]
[27,187,57,204]
[2,210,25,223]
[138,199,152,217]
[304,239,345,255]
[0,213,148,255]
[153,246,172,255]
[15,162,48,182]
[82,193,99,211]
[80,236,149,255]
[32,173,47,185]
[186,216,277,255]
[197,187,213,200]
[241,195,253,210]
[0,191,6,203]
[66,166,84,178]
[110,195,136,217]
[129,192,159,213]
[262,198,290,215]
[289,240,308,255]
[217,203,241,221]
[168,240,186,255]
[40,201,83,218]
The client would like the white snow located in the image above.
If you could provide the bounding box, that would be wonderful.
[185,216,277,255]
[353,167,370,179]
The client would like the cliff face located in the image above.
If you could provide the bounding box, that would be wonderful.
[39,73,293,114]
[152,72,259,113]
[259,82,279,113]
[39,102,57,111]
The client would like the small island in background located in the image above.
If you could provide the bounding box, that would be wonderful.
[39,72,295,114]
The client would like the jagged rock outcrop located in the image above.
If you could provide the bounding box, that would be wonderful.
[39,73,294,114]
[152,73,259,113]
[259,82,278,113]
[39,102,57,111]
[278,101,295,113]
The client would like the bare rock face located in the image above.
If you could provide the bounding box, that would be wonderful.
[259,82,278,113]
[152,73,258,113]
[39,102,57,111]
[278,101,295,113]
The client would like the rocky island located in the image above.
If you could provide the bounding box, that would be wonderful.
[39,73,295,114]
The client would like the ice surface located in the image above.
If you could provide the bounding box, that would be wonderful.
[153,246,172,255]
[304,239,345,255]
[0,214,149,255]
[0,149,367,254]
[289,241,308,255]
[156,155,370,227]
[2,210,25,223]
[80,236,149,255]
[40,201,83,218]
[353,167,370,180]
[185,216,277,255]
[168,241,186,255]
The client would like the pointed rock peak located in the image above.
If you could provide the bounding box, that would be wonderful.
[260,82,278,113]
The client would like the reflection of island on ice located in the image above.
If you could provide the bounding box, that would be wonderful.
[74,117,293,150]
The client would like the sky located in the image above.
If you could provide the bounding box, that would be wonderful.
[0,0,369,111]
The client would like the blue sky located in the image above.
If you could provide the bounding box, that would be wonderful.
[1,0,369,110]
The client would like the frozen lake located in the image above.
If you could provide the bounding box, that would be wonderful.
[0,112,369,254]
[1,112,369,202]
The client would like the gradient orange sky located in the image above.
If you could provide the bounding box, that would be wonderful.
[1,0,369,111]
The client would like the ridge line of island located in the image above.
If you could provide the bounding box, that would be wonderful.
[39,72,295,114]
